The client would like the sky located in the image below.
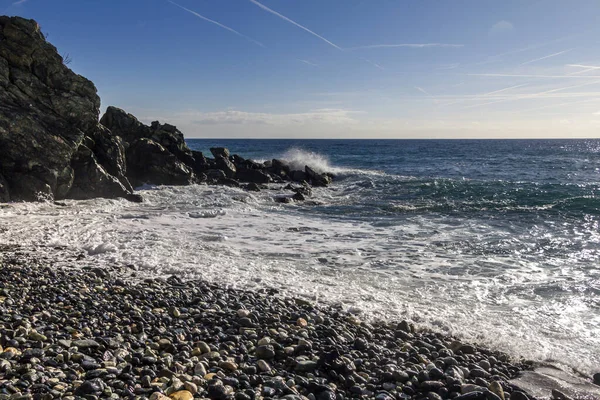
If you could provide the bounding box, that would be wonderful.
[3,0,600,138]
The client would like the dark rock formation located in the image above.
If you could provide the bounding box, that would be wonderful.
[236,167,272,184]
[0,16,335,203]
[0,173,8,201]
[210,147,230,159]
[99,106,199,186]
[305,166,333,187]
[125,138,194,187]
[0,16,133,201]
[215,155,236,178]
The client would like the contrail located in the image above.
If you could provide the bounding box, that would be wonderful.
[517,97,600,113]
[360,57,384,70]
[298,59,318,67]
[467,73,600,79]
[348,43,464,50]
[249,0,342,50]
[440,84,529,107]
[168,0,265,48]
[482,83,528,96]
[566,64,600,76]
[465,79,600,109]
[520,49,573,66]
[415,86,432,96]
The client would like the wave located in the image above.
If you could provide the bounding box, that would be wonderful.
[279,148,384,177]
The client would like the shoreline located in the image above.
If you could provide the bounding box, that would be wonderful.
[0,245,540,400]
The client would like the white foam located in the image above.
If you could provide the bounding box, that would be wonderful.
[0,182,598,377]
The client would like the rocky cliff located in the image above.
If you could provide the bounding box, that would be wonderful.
[0,16,136,201]
[0,16,333,203]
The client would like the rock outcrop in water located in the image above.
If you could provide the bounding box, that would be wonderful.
[0,16,135,202]
[0,15,334,203]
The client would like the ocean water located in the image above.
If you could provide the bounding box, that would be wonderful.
[1,139,599,376]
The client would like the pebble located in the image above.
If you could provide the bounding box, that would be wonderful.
[0,247,531,400]
[255,345,276,359]
[257,359,271,372]
[488,381,504,400]
[168,390,194,400]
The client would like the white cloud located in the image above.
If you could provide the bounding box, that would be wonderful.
[12,0,27,5]
[489,20,514,36]
[167,109,361,127]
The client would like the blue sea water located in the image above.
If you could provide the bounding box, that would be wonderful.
[187,139,600,373]
[2,139,599,376]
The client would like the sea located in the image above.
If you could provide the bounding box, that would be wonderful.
[1,139,599,377]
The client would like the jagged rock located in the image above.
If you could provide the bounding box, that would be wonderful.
[290,170,308,183]
[126,139,194,187]
[269,159,290,179]
[0,16,134,201]
[236,167,272,184]
[305,166,332,187]
[190,150,210,174]
[100,106,197,178]
[68,143,131,200]
[210,147,230,159]
[0,173,9,202]
[244,183,261,192]
[204,169,227,181]
[218,178,240,187]
[215,155,236,178]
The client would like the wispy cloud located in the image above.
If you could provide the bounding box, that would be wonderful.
[490,20,514,35]
[12,0,27,5]
[168,0,265,48]
[298,59,318,67]
[348,43,464,50]
[248,0,342,50]
[520,48,573,66]
[188,108,360,125]
[467,73,600,79]
[465,79,600,109]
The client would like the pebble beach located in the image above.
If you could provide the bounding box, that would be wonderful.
[0,245,535,400]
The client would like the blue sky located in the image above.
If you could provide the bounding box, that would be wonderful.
[3,0,600,138]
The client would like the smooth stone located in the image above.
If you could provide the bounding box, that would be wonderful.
[72,340,101,350]
[168,390,193,400]
[237,309,251,318]
[295,360,318,372]
[462,384,485,394]
[488,381,504,400]
[150,394,170,400]
[256,345,275,359]
[257,360,271,372]
[195,341,211,354]
[27,331,47,342]
[219,361,238,372]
